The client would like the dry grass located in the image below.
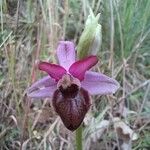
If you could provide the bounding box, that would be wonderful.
[0,0,150,149]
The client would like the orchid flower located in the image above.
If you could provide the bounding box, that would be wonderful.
[27,41,119,131]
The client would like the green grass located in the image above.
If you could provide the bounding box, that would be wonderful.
[0,0,150,149]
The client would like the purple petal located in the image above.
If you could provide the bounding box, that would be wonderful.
[56,41,76,70]
[81,71,120,95]
[28,87,56,98]
[38,61,67,81]
[27,76,57,98]
[27,76,55,93]
[69,56,98,81]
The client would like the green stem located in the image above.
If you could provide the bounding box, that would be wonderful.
[75,125,83,150]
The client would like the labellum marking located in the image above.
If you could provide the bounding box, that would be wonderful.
[52,74,91,131]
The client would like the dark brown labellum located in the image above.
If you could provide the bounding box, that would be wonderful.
[52,84,91,131]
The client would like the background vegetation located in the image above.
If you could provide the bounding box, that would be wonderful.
[0,0,150,149]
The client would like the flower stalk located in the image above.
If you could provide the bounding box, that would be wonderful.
[76,10,101,149]
[76,126,83,150]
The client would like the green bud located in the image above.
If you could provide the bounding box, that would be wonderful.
[77,10,102,59]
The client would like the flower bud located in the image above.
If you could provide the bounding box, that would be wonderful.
[77,10,102,59]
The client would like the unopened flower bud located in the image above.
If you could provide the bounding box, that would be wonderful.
[77,10,102,59]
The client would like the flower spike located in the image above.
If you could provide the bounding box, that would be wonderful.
[27,41,120,131]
